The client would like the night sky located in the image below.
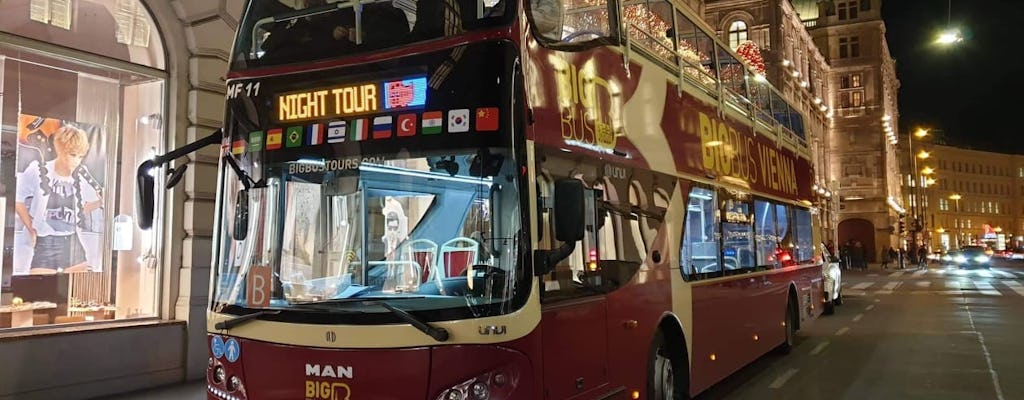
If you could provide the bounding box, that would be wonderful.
[882,0,1022,154]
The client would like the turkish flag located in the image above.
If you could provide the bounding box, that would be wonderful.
[397,114,417,137]
[476,107,499,131]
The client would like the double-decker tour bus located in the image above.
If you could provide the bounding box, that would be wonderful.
[136,0,827,398]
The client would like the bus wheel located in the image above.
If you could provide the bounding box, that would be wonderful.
[648,331,688,400]
[776,301,795,354]
[834,288,844,306]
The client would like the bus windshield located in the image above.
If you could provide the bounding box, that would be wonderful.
[233,0,511,69]
[213,147,525,319]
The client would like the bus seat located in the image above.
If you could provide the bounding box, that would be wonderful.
[404,239,439,283]
[440,237,478,277]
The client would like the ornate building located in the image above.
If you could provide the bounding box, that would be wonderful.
[917,143,1024,251]
[798,0,903,261]
[703,0,837,243]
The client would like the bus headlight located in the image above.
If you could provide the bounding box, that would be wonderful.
[437,370,510,400]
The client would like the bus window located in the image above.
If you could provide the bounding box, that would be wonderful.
[720,189,754,271]
[624,0,676,65]
[681,186,719,280]
[793,207,814,263]
[529,0,614,44]
[674,10,716,91]
[754,200,777,269]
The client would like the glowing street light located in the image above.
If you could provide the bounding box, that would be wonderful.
[936,29,964,45]
[914,128,929,138]
[917,150,931,159]
[949,193,961,201]
[921,166,935,175]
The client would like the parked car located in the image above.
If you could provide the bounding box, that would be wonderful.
[821,243,843,314]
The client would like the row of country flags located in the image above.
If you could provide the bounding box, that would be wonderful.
[232,107,500,154]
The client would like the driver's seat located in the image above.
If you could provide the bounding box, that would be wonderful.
[440,237,478,277]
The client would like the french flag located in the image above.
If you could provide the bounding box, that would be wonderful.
[373,116,393,139]
[307,123,324,145]
[350,119,369,141]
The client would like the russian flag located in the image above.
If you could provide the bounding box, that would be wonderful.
[373,116,393,139]
[307,123,324,145]
[350,119,369,141]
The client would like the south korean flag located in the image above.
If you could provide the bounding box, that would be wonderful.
[448,109,470,133]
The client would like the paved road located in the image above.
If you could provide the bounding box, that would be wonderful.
[100,260,1024,400]
[696,259,1024,400]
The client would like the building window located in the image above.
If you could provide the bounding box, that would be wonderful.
[728,20,748,49]
[838,36,860,59]
[1,0,166,330]
[838,1,859,20]
[939,198,949,211]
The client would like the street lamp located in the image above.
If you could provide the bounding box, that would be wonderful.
[936,0,964,45]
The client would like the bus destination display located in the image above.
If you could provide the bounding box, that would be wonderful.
[277,76,427,123]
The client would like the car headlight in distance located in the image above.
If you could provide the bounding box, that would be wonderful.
[953,255,968,264]
[974,255,990,263]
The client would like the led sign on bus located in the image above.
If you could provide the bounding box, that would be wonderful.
[277,77,427,123]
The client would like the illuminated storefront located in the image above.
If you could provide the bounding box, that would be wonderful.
[1,0,166,330]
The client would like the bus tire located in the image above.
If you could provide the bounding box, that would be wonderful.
[834,288,844,306]
[647,330,688,400]
[776,299,796,355]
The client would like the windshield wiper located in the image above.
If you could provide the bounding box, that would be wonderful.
[293,296,449,342]
[214,309,282,330]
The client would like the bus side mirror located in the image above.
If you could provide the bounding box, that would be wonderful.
[554,179,585,242]
[136,160,156,230]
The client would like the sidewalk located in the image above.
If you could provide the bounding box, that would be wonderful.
[93,380,205,400]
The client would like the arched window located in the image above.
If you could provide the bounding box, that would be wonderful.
[728,20,748,49]
[1,0,168,329]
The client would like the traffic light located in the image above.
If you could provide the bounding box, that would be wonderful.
[898,216,906,234]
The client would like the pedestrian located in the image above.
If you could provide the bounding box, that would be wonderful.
[888,246,899,269]
[852,240,866,270]
[917,246,928,269]
[880,247,891,269]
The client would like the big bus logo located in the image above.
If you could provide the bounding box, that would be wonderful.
[551,57,621,150]
[304,381,351,400]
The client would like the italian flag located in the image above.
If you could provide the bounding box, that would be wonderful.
[350,118,369,141]
[422,111,443,135]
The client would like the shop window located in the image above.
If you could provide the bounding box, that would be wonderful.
[1,0,166,330]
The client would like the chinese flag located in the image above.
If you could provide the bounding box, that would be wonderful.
[475,107,499,131]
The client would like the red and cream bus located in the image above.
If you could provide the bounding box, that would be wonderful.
[137,0,827,398]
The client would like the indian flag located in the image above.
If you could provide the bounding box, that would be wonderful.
[350,118,369,141]
[422,111,443,135]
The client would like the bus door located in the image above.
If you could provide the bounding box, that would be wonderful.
[540,186,614,399]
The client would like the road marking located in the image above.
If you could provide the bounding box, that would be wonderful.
[852,313,864,322]
[809,341,830,356]
[867,273,879,277]
[835,327,850,336]
[913,269,927,276]
[874,298,881,303]
[865,304,875,311]
[993,270,1015,279]
[877,281,900,295]
[964,304,1005,400]
[974,281,1001,296]
[914,281,932,288]
[888,271,904,278]
[978,270,993,278]
[768,368,800,389]
[1003,280,1024,296]
[852,282,874,290]
[934,269,947,276]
